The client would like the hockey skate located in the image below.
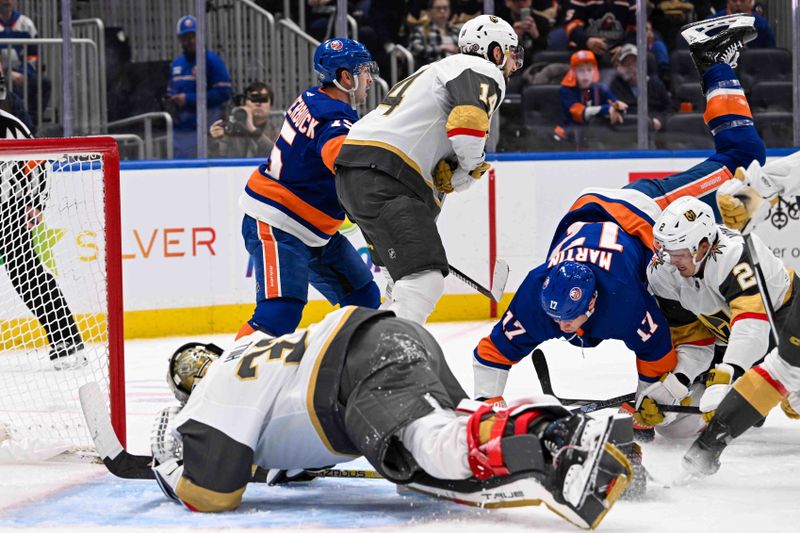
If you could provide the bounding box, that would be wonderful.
[407,412,632,529]
[682,417,733,476]
[681,14,756,75]
[49,340,87,370]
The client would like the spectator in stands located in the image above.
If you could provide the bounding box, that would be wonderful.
[496,0,549,61]
[610,44,673,133]
[708,0,775,48]
[450,0,483,24]
[209,82,277,159]
[650,0,694,52]
[357,2,407,77]
[0,57,31,133]
[0,0,50,125]
[407,0,461,66]
[555,50,627,141]
[563,0,636,63]
[647,21,670,84]
[166,15,233,159]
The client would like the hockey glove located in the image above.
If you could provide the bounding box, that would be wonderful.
[633,373,690,427]
[780,391,800,420]
[699,363,739,423]
[718,167,775,233]
[433,159,491,193]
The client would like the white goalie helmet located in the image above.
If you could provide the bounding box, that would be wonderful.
[458,15,523,69]
[653,196,718,263]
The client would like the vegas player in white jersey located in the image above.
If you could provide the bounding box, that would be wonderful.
[152,306,633,528]
[636,197,799,439]
[678,152,800,474]
[334,15,521,324]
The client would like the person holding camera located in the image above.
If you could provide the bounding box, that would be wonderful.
[209,82,278,159]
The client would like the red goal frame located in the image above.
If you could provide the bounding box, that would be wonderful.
[0,136,126,447]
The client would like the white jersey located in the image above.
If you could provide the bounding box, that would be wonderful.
[337,54,505,206]
[173,306,383,470]
[647,226,794,378]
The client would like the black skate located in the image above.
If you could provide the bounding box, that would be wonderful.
[49,340,87,370]
[681,14,757,75]
[682,417,733,476]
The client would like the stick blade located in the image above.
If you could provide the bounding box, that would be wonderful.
[79,381,123,462]
[490,258,509,302]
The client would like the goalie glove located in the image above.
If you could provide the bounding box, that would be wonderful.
[699,363,741,423]
[633,373,690,427]
[150,405,183,465]
[433,159,491,193]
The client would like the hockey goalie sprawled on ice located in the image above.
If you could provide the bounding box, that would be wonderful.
[87,306,633,530]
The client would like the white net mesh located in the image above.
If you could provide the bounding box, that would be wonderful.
[0,152,113,452]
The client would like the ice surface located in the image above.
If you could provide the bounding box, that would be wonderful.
[0,320,797,532]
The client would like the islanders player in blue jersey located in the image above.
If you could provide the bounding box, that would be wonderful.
[237,38,381,339]
[473,15,766,419]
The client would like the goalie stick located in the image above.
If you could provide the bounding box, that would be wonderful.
[449,258,509,302]
[79,382,383,481]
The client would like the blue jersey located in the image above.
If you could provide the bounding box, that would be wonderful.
[167,50,232,130]
[239,86,358,246]
[475,220,676,383]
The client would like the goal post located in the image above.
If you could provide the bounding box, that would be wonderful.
[0,136,125,452]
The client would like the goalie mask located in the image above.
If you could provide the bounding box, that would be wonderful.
[167,342,223,404]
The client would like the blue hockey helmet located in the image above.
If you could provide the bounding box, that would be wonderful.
[176,15,197,36]
[540,262,596,321]
[314,38,378,84]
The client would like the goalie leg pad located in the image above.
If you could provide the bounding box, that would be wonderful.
[341,317,468,483]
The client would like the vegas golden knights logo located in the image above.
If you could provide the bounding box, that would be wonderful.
[489,15,499,23]
[684,210,697,222]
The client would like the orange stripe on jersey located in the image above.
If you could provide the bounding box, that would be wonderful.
[235,322,256,340]
[321,134,346,173]
[636,348,677,379]
[476,337,516,367]
[570,194,656,251]
[565,19,583,36]
[257,221,281,299]
[652,167,732,210]
[247,169,343,235]
[569,103,586,123]
[703,94,752,123]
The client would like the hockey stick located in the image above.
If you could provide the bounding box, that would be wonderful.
[79,381,156,479]
[742,233,781,347]
[530,351,701,414]
[449,258,509,302]
[80,382,384,482]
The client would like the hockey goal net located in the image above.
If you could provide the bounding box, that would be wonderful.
[0,137,125,454]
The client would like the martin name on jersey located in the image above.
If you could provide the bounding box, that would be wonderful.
[336,53,504,209]
[647,226,798,380]
[474,219,676,399]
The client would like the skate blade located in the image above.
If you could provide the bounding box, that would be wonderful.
[680,14,755,46]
